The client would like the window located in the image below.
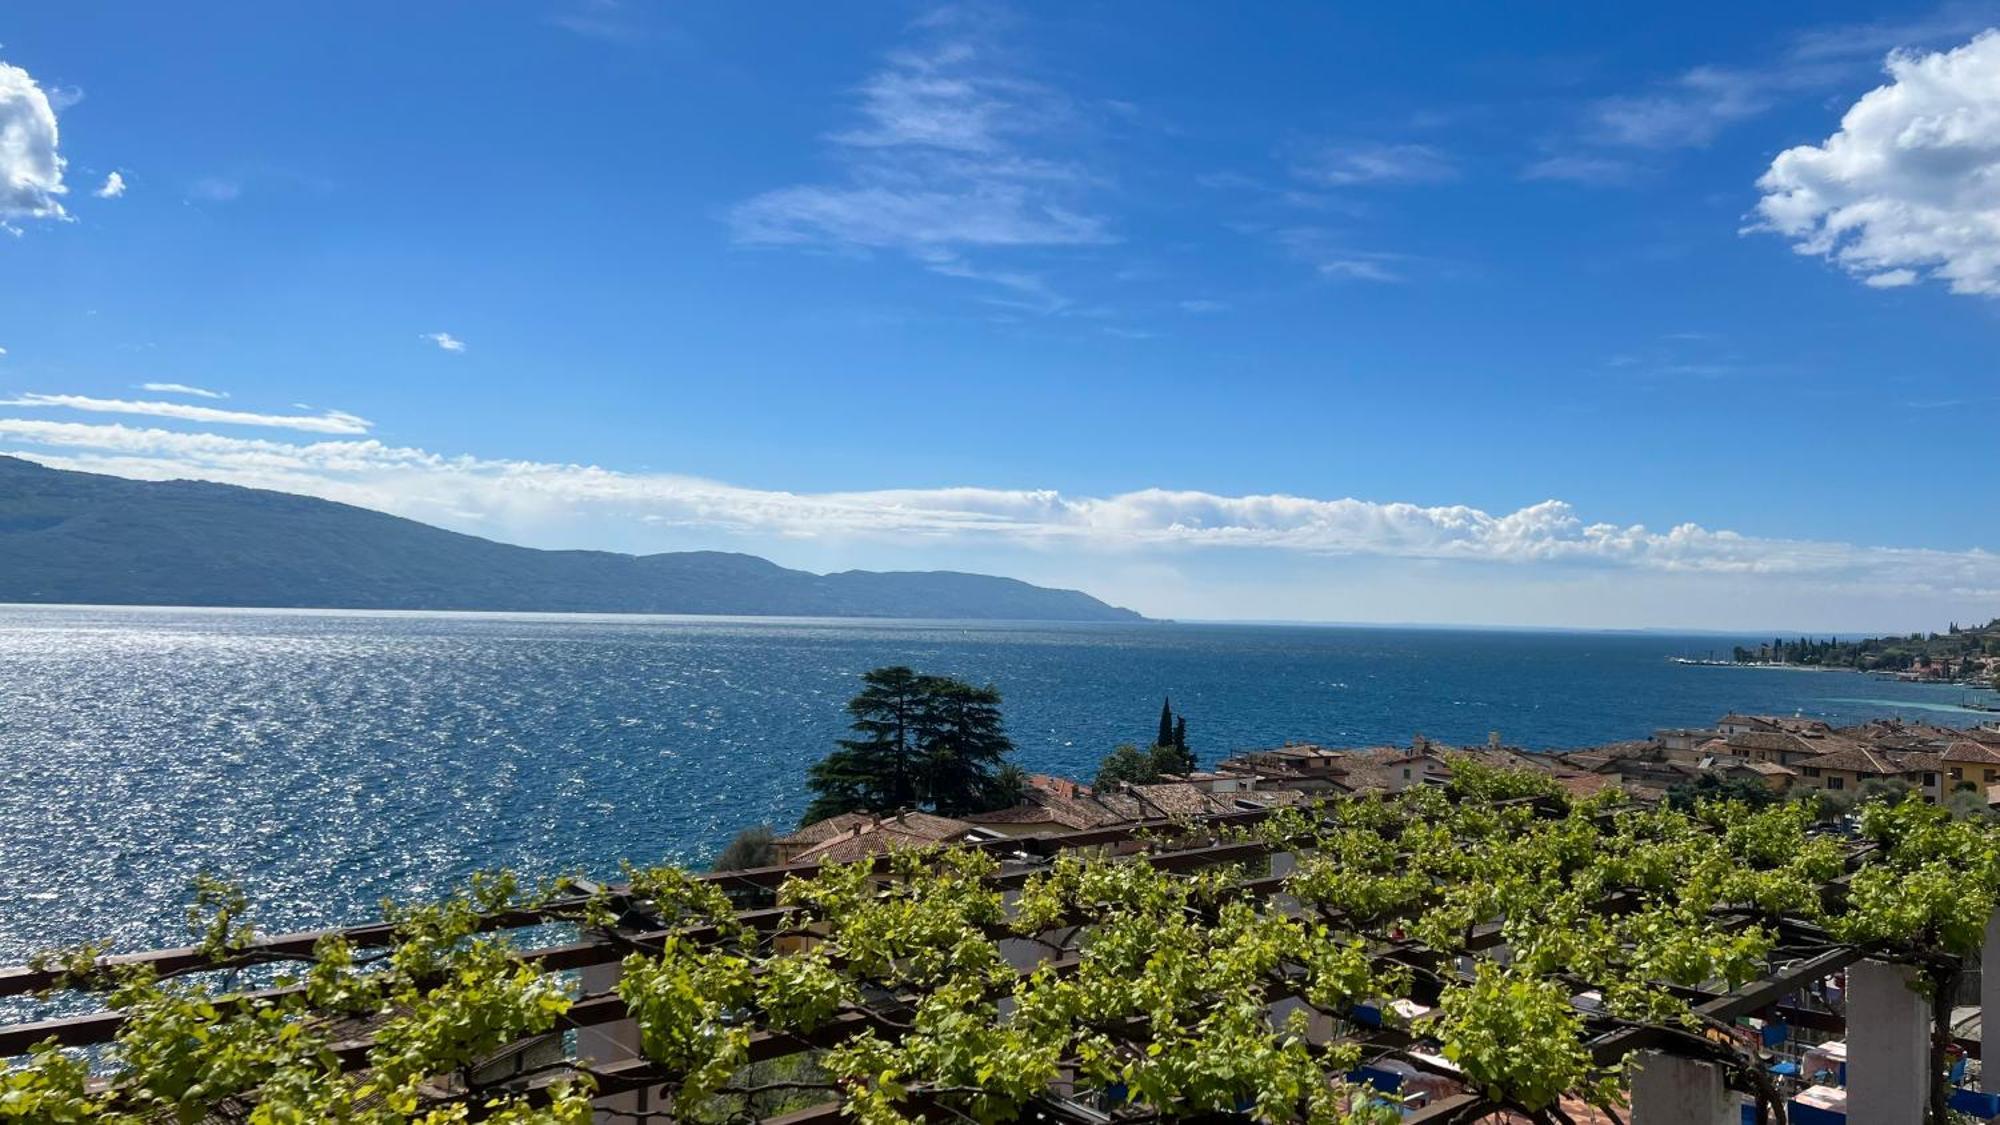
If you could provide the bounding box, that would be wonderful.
[1986,769,1998,784]
[1826,776,1845,791]
[1402,768,1411,780]
[1803,767,1821,778]
[1951,767,1964,781]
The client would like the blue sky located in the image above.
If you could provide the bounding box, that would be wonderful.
[1,2,1998,629]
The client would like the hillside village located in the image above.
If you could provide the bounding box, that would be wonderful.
[773,711,2000,863]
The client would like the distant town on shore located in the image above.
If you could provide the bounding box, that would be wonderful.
[1720,619,2000,688]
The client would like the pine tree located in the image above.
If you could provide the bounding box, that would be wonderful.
[803,666,1019,822]
[1173,714,1188,754]
[918,677,1015,816]
[804,666,928,822]
[1156,697,1176,750]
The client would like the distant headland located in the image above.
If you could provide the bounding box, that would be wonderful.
[0,456,1144,622]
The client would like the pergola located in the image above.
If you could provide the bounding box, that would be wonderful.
[1,789,1993,1125]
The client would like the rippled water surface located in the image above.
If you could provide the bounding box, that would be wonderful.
[2,605,1993,960]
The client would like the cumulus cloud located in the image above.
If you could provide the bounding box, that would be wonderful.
[1754,30,2000,297]
[729,23,1108,306]
[94,171,126,198]
[1,416,1995,607]
[0,393,371,434]
[0,62,69,223]
[423,331,467,353]
[137,382,228,399]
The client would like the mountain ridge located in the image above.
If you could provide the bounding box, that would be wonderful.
[0,456,1145,622]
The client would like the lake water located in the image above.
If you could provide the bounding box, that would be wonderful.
[1,604,1994,963]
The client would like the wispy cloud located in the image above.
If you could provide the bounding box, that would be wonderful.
[137,382,228,400]
[1271,228,1415,284]
[188,177,242,203]
[1589,66,1777,149]
[423,331,468,353]
[2,417,1997,605]
[549,0,654,43]
[94,171,127,199]
[0,62,70,225]
[1286,141,1457,186]
[1786,3,2000,62]
[0,393,371,435]
[1528,6,2000,186]
[1520,153,1641,186]
[729,17,1109,309]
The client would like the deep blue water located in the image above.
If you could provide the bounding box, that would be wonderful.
[1,604,1995,963]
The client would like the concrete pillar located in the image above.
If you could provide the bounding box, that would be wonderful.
[1847,958,1928,1125]
[579,959,653,1120]
[1984,908,2000,1089]
[1628,1050,1736,1125]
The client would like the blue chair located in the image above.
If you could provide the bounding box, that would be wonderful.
[1948,1088,2000,1118]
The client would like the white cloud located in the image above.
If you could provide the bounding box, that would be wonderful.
[137,382,228,399]
[1288,142,1457,186]
[549,0,652,42]
[729,26,1109,306]
[0,62,69,223]
[3,416,1996,614]
[423,331,467,353]
[0,393,371,434]
[188,177,241,202]
[1591,66,1774,148]
[1271,228,1412,283]
[1754,31,2000,297]
[94,171,125,198]
[1520,154,1640,185]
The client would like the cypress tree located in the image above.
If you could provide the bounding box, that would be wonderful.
[1156,697,1175,749]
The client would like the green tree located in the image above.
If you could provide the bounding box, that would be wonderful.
[805,666,928,821]
[804,667,1019,821]
[711,825,776,872]
[1156,697,1175,749]
[919,678,1017,816]
[1095,743,1157,791]
[1664,772,1779,811]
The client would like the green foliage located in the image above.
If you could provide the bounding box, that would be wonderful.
[710,823,776,871]
[805,666,1020,820]
[1444,756,1566,803]
[187,873,256,961]
[1438,964,1614,1112]
[1665,771,1781,810]
[11,781,2000,1125]
[617,938,753,1105]
[1093,743,1156,790]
